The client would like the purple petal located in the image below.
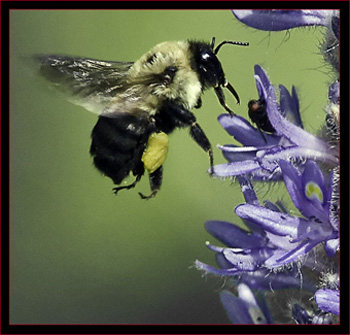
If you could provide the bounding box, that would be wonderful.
[250,168,283,181]
[240,269,314,291]
[213,161,260,177]
[237,284,272,324]
[237,175,259,205]
[218,144,257,163]
[205,242,224,253]
[219,290,254,324]
[218,114,279,146]
[218,146,284,180]
[195,260,240,276]
[254,65,271,100]
[232,10,330,31]
[315,289,339,315]
[216,252,238,270]
[235,203,301,239]
[205,220,266,248]
[302,160,327,206]
[222,247,274,271]
[265,239,320,268]
[279,85,303,128]
[218,114,254,137]
[324,238,339,257]
[246,164,274,177]
[263,200,287,214]
[253,70,337,167]
[278,160,302,208]
[279,160,329,221]
[235,203,332,245]
[264,232,296,251]
[266,86,337,159]
[212,161,281,181]
[263,145,338,167]
[220,284,272,324]
[257,147,283,172]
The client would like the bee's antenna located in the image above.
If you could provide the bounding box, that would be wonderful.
[214,40,249,55]
[210,37,248,114]
[210,37,216,50]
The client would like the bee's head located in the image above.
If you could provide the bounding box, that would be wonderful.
[190,38,249,113]
[190,41,225,88]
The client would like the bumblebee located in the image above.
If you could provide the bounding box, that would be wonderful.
[36,38,248,199]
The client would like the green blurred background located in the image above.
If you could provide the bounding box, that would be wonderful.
[10,10,331,324]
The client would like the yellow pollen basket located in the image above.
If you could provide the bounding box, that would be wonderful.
[142,132,169,173]
[305,181,324,203]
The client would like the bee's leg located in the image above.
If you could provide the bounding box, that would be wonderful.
[139,166,163,200]
[156,100,214,173]
[214,86,237,115]
[113,174,142,195]
[189,123,214,174]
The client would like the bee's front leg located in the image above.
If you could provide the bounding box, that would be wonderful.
[189,123,214,174]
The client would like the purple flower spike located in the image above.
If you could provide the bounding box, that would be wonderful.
[197,11,340,324]
[232,10,334,31]
[212,65,338,181]
[315,289,339,315]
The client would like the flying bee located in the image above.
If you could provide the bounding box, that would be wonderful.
[247,98,275,143]
[35,37,248,199]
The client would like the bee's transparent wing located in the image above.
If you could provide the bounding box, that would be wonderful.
[35,55,134,115]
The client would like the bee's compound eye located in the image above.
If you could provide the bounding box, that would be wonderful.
[200,51,211,62]
[164,66,177,74]
[163,66,178,83]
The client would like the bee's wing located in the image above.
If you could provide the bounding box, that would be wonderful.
[35,55,134,115]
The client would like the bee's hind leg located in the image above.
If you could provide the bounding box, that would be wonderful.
[113,174,142,195]
[139,166,163,200]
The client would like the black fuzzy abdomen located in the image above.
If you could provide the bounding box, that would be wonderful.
[90,114,152,185]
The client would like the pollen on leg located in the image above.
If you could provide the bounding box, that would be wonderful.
[141,132,169,173]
